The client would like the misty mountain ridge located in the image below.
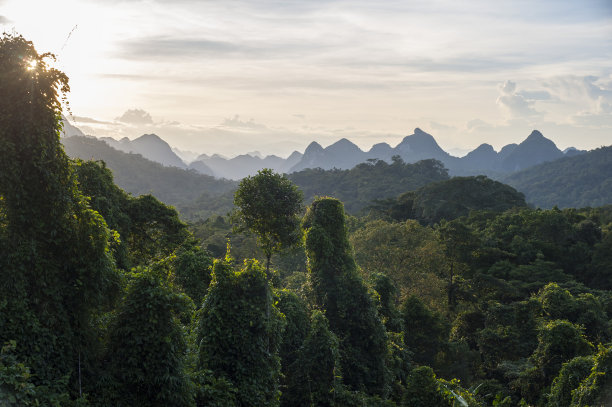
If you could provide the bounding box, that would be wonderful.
[100,133,187,169]
[64,121,586,180]
[285,128,579,179]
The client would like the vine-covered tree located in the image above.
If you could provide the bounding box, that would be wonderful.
[302,197,388,395]
[104,268,194,407]
[196,259,285,407]
[233,168,303,277]
[0,34,120,400]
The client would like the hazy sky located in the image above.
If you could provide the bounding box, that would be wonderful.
[2,0,612,157]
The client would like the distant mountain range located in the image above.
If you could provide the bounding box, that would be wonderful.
[101,134,189,170]
[62,122,586,181]
[62,136,236,218]
[288,128,576,177]
[59,127,612,215]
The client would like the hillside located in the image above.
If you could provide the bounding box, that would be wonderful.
[370,175,528,225]
[101,133,187,169]
[288,157,450,213]
[62,136,236,213]
[503,145,612,208]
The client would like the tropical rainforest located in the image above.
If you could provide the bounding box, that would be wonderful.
[2,34,612,407]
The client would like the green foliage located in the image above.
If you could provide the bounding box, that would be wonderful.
[234,168,303,274]
[400,296,449,368]
[373,175,527,225]
[197,259,285,407]
[276,290,310,406]
[436,219,479,309]
[303,198,388,395]
[477,299,541,369]
[385,332,412,403]
[0,33,120,398]
[461,207,607,297]
[288,310,342,407]
[370,273,403,333]
[0,341,71,406]
[73,159,191,268]
[450,310,485,349]
[289,157,449,214]
[587,230,612,289]
[401,366,451,407]
[570,344,612,406]
[172,242,213,305]
[126,194,190,264]
[536,283,610,343]
[503,146,612,209]
[517,319,594,402]
[62,135,237,221]
[350,219,448,309]
[104,268,194,407]
[547,355,594,407]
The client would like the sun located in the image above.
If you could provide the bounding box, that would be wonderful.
[26,59,37,70]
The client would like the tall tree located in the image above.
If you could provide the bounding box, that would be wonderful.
[0,34,120,399]
[233,168,302,277]
[104,268,194,407]
[196,259,285,407]
[302,197,388,395]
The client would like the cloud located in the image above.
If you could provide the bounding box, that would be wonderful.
[0,15,11,24]
[220,115,269,131]
[466,119,494,132]
[72,116,114,125]
[572,112,612,127]
[516,90,552,101]
[496,80,540,118]
[116,109,154,125]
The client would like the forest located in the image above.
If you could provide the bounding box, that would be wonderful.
[2,35,612,407]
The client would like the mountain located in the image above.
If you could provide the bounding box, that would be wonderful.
[498,130,563,172]
[101,134,187,169]
[563,147,587,157]
[172,147,200,163]
[61,117,89,138]
[65,121,602,203]
[460,144,498,171]
[62,136,236,218]
[290,128,458,173]
[287,128,570,177]
[367,142,394,162]
[189,150,303,179]
[503,145,612,209]
[394,128,453,164]
[290,138,365,172]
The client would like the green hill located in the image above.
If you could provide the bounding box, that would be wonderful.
[62,136,236,219]
[288,157,450,214]
[371,175,528,225]
[502,146,612,209]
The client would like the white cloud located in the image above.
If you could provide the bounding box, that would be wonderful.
[496,80,541,118]
[116,109,154,125]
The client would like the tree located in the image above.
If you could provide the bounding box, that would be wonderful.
[104,268,194,407]
[233,168,303,277]
[287,311,341,407]
[0,33,120,400]
[400,296,449,367]
[302,197,388,395]
[436,219,477,310]
[276,290,311,407]
[196,259,285,407]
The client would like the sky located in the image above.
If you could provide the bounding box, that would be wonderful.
[2,0,612,158]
